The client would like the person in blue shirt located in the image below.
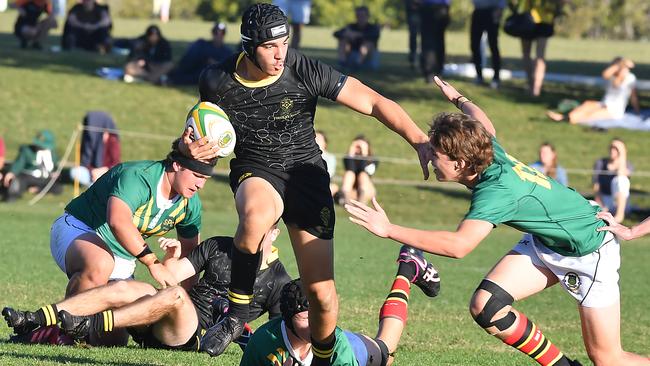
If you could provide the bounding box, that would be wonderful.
[529,142,568,186]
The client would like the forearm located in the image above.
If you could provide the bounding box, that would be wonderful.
[386,224,469,258]
[457,99,496,136]
[630,217,650,239]
[371,97,428,147]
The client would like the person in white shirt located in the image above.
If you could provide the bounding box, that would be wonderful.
[546,57,640,124]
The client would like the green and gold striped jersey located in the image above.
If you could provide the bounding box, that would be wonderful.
[66,160,202,259]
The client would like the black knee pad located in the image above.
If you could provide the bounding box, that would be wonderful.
[472,279,516,332]
[374,338,391,366]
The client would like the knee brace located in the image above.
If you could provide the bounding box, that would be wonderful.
[472,280,516,333]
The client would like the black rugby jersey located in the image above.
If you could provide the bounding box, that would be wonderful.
[199,49,347,171]
[186,236,291,329]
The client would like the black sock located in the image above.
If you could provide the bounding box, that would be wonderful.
[397,260,417,281]
[35,304,59,327]
[90,310,114,333]
[311,333,336,366]
[227,247,261,320]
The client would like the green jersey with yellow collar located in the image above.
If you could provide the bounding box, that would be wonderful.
[65,160,202,259]
[465,138,605,256]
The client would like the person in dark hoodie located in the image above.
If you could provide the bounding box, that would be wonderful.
[2,130,61,202]
[70,111,121,187]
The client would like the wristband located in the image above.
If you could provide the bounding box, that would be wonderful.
[136,245,153,259]
[454,96,471,111]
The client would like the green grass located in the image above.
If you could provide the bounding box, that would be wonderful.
[0,10,649,365]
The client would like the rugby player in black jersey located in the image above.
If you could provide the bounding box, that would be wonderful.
[3,225,290,352]
[180,3,433,363]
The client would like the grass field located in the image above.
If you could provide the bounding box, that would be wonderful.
[0,9,649,365]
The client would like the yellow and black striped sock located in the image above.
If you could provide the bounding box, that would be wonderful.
[35,304,59,327]
[228,248,261,319]
[90,310,114,333]
[311,334,336,366]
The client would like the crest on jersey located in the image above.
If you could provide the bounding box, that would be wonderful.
[280,97,294,113]
[562,272,581,294]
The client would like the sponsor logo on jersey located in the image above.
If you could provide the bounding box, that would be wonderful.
[562,272,581,293]
[276,97,300,121]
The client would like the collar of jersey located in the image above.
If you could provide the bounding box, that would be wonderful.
[260,245,279,270]
[234,52,283,88]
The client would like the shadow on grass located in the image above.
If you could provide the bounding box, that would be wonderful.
[0,349,160,366]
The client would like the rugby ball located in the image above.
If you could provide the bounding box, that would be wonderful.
[185,101,236,158]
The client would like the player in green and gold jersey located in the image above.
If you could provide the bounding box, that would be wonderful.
[49,140,213,300]
[345,77,649,366]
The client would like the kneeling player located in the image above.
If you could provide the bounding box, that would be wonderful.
[3,225,290,351]
[240,245,440,365]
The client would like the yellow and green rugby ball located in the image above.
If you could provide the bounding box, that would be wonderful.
[185,101,236,158]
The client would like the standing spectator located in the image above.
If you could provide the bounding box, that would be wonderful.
[471,0,504,88]
[405,0,421,69]
[0,136,5,184]
[593,138,632,223]
[61,0,112,53]
[546,57,640,124]
[419,0,450,83]
[315,131,338,198]
[514,0,562,96]
[340,135,377,205]
[70,111,121,187]
[333,6,381,71]
[152,0,171,23]
[1,130,61,202]
[14,0,57,50]
[529,142,568,186]
[167,22,233,86]
[273,0,311,49]
[123,25,174,84]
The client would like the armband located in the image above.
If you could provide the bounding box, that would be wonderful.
[136,245,153,259]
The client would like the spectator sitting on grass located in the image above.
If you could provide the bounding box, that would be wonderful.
[546,57,640,124]
[315,130,339,199]
[61,0,112,53]
[529,142,568,186]
[339,135,378,205]
[123,25,174,84]
[333,6,381,71]
[1,130,61,202]
[167,22,233,86]
[14,0,57,50]
[70,111,121,187]
[593,138,632,224]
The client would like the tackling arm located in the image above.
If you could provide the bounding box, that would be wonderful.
[433,76,496,136]
[336,76,433,179]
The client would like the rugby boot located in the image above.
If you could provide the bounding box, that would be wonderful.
[58,310,91,341]
[397,245,441,297]
[9,325,74,345]
[2,307,40,335]
[200,314,245,357]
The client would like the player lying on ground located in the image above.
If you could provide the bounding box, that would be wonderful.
[346,76,650,366]
[3,225,290,351]
[240,245,440,366]
[182,4,433,362]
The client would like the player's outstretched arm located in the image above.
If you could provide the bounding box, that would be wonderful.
[597,212,650,241]
[433,76,496,137]
[336,76,433,180]
[345,198,493,258]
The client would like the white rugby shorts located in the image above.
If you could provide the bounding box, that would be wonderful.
[512,231,620,308]
[50,213,136,280]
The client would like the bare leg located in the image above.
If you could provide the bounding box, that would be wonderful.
[568,101,613,124]
[356,172,375,205]
[144,61,175,83]
[234,178,284,254]
[34,16,57,45]
[113,286,199,347]
[64,233,115,297]
[287,227,337,345]
[579,303,650,365]
[520,39,533,94]
[531,37,548,97]
[340,171,357,203]
[57,280,156,316]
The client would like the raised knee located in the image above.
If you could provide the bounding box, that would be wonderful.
[587,349,619,366]
[79,264,112,287]
[469,280,516,335]
[304,281,337,312]
[162,286,188,308]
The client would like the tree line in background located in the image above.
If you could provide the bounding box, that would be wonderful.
[107,0,649,40]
